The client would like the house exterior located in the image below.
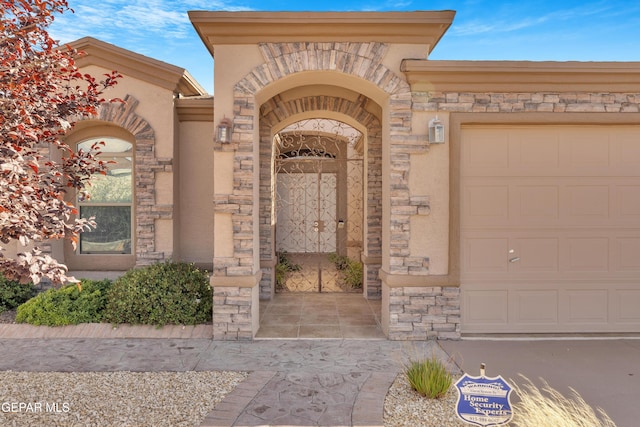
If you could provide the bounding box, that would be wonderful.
[34,11,640,340]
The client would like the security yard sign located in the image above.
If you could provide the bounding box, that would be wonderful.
[455,364,514,426]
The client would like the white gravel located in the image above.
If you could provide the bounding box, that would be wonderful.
[384,374,467,427]
[1,369,477,427]
[0,371,247,427]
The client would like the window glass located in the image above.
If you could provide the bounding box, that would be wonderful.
[84,157,132,203]
[77,137,133,255]
[77,137,133,153]
[80,206,131,254]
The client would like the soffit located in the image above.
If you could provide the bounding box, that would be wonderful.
[402,60,640,92]
[176,96,214,122]
[189,11,455,57]
[70,37,208,96]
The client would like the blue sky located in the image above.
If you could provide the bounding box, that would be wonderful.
[50,1,640,94]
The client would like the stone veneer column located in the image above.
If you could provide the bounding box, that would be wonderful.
[212,275,260,340]
[381,277,461,340]
[211,91,260,341]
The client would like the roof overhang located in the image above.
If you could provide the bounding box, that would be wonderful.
[402,60,640,92]
[176,96,214,122]
[69,37,208,96]
[189,11,455,58]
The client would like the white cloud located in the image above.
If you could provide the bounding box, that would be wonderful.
[450,2,615,37]
[50,0,252,44]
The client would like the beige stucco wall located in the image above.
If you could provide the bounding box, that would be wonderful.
[408,111,450,275]
[81,65,177,158]
[178,120,215,266]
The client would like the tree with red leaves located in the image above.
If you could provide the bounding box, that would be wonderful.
[1,0,122,284]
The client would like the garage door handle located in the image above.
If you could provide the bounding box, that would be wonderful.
[509,257,520,263]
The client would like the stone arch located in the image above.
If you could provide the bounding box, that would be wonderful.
[215,42,416,282]
[259,93,382,299]
[76,94,172,265]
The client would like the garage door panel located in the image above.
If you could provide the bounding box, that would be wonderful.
[615,237,640,271]
[464,184,509,223]
[462,130,509,172]
[613,134,640,174]
[563,184,610,222]
[517,134,560,170]
[462,237,509,273]
[513,238,560,272]
[512,290,558,324]
[463,290,508,325]
[562,289,609,324]
[461,125,640,334]
[564,237,610,272]
[614,290,640,323]
[562,132,610,173]
[515,185,560,223]
[616,185,640,219]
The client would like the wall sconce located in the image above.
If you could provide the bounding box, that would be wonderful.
[216,117,233,144]
[428,116,445,144]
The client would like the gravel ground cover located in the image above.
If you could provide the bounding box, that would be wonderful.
[384,374,466,427]
[0,369,471,427]
[0,371,247,427]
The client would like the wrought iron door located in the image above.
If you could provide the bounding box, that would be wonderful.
[274,119,363,293]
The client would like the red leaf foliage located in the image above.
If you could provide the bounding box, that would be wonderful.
[1,0,122,284]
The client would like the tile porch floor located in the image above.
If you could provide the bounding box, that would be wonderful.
[256,292,385,339]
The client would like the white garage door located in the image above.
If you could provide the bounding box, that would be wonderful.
[461,125,640,334]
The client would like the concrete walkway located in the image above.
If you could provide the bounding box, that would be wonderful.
[0,338,454,426]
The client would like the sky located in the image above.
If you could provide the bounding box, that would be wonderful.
[49,1,640,94]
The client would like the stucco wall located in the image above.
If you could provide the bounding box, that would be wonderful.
[177,120,215,267]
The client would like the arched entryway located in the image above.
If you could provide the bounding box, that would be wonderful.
[258,91,383,302]
[273,118,364,293]
[256,90,384,338]
[210,39,417,340]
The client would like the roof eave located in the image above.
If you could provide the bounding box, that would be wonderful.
[189,11,456,58]
[402,59,640,92]
[69,37,208,96]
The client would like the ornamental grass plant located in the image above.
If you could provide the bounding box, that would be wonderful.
[404,355,453,399]
[509,375,617,427]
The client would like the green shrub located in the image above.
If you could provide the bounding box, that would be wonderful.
[328,253,363,289]
[0,275,37,314]
[102,261,212,326]
[15,279,111,326]
[275,252,300,289]
[405,355,452,399]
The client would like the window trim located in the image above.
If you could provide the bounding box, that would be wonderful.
[76,137,134,256]
[62,124,136,271]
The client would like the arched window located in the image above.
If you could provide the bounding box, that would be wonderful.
[77,137,133,254]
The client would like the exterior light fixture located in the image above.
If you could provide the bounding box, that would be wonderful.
[428,116,445,144]
[216,117,233,144]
